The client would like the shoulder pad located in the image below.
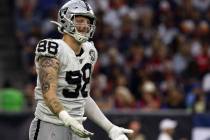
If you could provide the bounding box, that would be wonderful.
[83,41,94,48]
[83,41,98,64]
[35,39,60,58]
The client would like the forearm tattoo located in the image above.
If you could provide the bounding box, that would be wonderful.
[39,57,59,94]
[38,57,63,115]
[48,98,64,115]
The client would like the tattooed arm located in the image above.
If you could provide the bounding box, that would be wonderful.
[38,56,93,137]
[38,56,63,116]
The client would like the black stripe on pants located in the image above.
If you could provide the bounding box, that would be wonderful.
[34,119,41,140]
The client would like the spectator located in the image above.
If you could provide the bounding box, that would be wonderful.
[114,86,135,109]
[138,81,161,111]
[164,88,185,109]
[158,118,177,140]
[186,83,206,113]
[128,120,145,140]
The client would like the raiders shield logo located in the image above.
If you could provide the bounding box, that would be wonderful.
[89,49,96,62]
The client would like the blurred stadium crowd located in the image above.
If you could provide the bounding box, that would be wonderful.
[10,0,210,113]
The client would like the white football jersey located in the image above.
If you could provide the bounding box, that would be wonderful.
[34,39,98,125]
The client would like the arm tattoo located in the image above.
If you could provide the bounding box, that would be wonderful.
[39,57,59,94]
[48,98,64,115]
[39,57,63,116]
[38,57,63,115]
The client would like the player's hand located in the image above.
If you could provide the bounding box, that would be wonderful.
[108,125,133,140]
[64,116,94,138]
[59,111,94,138]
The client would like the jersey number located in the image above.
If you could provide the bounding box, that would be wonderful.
[37,40,58,55]
[62,63,92,98]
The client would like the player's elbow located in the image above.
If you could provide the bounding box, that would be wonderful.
[43,91,56,104]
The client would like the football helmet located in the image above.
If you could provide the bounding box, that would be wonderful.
[51,0,96,43]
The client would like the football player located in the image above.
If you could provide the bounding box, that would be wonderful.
[29,0,133,140]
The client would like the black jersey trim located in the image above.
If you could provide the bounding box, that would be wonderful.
[76,48,84,57]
